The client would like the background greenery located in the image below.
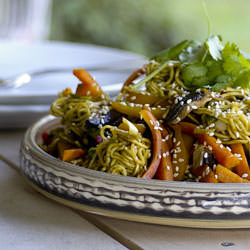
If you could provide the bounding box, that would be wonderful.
[50,0,250,57]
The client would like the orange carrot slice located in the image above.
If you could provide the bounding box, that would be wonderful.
[179,122,240,169]
[62,148,85,162]
[202,134,239,169]
[73,68,102,97]
[191,165,218,183]
[200,170,218,183]
[140,108,162,179]
[230,143,250,181]
[214,164,249,183]
[121,68,145,92]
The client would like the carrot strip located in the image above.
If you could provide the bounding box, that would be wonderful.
[200,170,218,183]
[202,134,239,169]
[73,68,102,97]
[230,143,250,181]
[155,128,174,181]
[57,139,73,159]
[191,165,218,183]
[140,108,162,179]
[179,122,240,169]
[121,68,145,92]
[171,124,189,181]
[62,148,85,162]
[214,164,249,183]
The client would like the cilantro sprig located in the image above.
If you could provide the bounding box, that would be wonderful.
[153,35,250,91]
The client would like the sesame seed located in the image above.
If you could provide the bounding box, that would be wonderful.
[234,153,241,158]
[199,159,203,166]
[178,158,184,162]
[242,173,248,178]
[163,151,170,157]
[175,147,181,153]
[205,166,210,175]
[175,166,179,172]
[195,176,201,182]
[216,139,222,144]
[173,173,179,178]
[175,117,181,122]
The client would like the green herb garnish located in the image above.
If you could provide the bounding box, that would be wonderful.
[152,35,250,91]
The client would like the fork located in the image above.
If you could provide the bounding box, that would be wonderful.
[0,59,146,88]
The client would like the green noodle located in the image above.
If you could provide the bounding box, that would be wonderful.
[88,125,151,177]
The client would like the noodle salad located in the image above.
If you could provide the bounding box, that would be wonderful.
[41,36,250,183]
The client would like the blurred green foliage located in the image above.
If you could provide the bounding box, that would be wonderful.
[50,0,250,57]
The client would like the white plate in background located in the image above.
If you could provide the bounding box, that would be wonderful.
[0,40,145,127]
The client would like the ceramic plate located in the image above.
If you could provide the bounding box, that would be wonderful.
[19,115,250,229]
[0,40,145,128]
